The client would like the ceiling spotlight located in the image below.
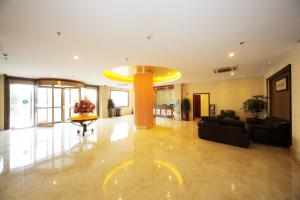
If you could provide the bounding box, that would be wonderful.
[228,52,235,57]
[56,32,62,36]
[73,55,79,60]
[240,41,246,45]
[267,61,271,64]
[230,72,235,76]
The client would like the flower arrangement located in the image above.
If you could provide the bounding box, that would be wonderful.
[74,99,95,115]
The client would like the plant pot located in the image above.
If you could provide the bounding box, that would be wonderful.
[108,109,114,118]
[246,117,263,125]
[115,108,121,117]
[182,112,189,121]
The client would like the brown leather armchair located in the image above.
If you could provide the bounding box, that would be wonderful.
[218,110,240,120]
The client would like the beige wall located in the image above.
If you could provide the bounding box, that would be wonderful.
[264,44,300,161]
[0,74,4,130]
[182,76,264,121]
[99,86,134,118]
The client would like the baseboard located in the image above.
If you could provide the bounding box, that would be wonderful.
[290,145,300,163]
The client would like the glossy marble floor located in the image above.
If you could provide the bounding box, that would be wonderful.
[0,115,300,200]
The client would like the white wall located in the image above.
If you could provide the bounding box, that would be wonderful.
[182,76,264,121]
[264,44,300,161]
[99,86,134,118]
[0,74,4,130]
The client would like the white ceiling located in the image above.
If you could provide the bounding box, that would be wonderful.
[0,0,300,86]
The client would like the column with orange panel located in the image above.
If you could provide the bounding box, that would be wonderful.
[133,72,154,128]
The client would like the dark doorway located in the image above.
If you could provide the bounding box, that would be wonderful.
[267,64,292,144]
[193,93,210,120]
[193,95,201,118]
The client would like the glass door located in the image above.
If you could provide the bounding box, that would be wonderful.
[10,83,34,129]
[36,87,53,125]
[63,88,80,121]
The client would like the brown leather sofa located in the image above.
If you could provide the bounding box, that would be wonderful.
[217,110,240,120]
[250,117,291,147]
[198,117,250,148]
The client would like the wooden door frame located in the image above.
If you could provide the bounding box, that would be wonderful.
[193,93,210,120]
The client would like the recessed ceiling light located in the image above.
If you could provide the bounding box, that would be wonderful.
[267,61,271,64]
[228,52,235,57]
[146,34,152,40]
[73,55,79,60]
[230,72,235,76]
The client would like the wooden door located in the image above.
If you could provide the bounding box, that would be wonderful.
[193,94,201,118]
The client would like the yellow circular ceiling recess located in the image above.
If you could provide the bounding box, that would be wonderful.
[103,65,181,83]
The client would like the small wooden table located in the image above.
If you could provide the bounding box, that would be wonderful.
[70,115,98,136]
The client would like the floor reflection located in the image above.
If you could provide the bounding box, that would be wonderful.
[110,122,129,142]
[0,115,300,200]
[4,123,98,171]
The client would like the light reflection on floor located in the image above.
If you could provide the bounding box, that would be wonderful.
[0,115,300,199]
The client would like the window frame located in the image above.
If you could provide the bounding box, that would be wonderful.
[110,90,129,108]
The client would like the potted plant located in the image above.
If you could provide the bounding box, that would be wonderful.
[241,95,267,123]
[181,98,191,121]
[108,99,115,118]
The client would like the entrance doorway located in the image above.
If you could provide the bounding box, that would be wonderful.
[193,93,210,120]
[36,86,80,126]
[7,78,98,129]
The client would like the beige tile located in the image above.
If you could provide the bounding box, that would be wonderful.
[0,115,299,199]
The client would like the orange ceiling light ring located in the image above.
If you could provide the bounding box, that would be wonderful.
[103,66,182,84]
[103,70,133,83]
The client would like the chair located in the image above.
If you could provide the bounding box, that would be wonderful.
[218,110,240,120]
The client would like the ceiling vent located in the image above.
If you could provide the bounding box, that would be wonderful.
[214,66,238,74]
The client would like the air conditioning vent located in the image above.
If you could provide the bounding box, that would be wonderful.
[214,66,237,74]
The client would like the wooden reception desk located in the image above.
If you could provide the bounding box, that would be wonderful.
[153,105,174,118]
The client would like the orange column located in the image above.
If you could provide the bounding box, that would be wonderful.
[133,72,154,128]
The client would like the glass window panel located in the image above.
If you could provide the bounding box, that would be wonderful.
[37,87,52,107]
[54,88,61,107]
[37,108,48,123]
[54,108,61,122]
[82,88,97,114]
[110,90,129,107]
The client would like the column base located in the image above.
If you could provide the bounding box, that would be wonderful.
[135,125,153,129]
